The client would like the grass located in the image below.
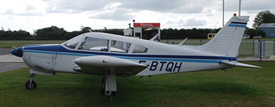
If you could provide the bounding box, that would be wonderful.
[0,61,275,106]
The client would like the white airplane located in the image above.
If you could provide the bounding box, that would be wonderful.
[11,15,260,96]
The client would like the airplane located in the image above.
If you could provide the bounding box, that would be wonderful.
[11,15,260,96]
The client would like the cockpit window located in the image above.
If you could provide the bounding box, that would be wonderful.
[63,35,83,49]
[133,45,148,53]
[78,37,109,51]
[111,40,131,53]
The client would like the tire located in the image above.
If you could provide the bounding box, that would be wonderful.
[104,91,113,97]
[25,80,37,89]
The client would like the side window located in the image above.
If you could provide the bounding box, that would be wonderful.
[133,45,148,53]
[78,37,109,51]
[111,40,131,53]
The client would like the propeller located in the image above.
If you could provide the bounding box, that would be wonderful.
[11,46,23,57]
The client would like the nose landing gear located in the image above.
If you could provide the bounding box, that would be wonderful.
[25,74,37,89]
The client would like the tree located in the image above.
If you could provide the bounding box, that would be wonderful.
[35,26,67,40]
[81,26,92,33]
[246,28,266,38]
[253,10,275,29]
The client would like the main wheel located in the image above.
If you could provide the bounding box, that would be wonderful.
[104,91,113,97]
[25,80,37,89]
[104,91,116,97]
[101,86,113,97]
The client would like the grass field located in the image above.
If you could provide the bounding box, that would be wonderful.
[0,61,275,106]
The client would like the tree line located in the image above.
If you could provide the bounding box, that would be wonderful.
[161,28,217,39]
[0,26,124,40]
[0,10,274,40]
[0,26,265,40]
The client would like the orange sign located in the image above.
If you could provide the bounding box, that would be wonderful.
[133,23,160,27]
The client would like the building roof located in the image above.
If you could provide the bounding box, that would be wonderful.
[259,23,275,28]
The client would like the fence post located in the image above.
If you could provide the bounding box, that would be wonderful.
[263,40,265,57]
[200,39,202,45]
[274,40,275,55]
[258,40,260,56]
[253,40,255,55]
[260,40,262,61]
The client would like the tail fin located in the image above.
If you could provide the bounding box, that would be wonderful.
[196,16,249,57]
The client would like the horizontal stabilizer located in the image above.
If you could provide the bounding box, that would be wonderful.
[235,62,261,68]
[222,61,261,68]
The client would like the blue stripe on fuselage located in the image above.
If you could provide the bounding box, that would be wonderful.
[24,44,60,51]
[23,44,237,63]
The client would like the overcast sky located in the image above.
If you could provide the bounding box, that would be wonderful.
[0,0,274,33]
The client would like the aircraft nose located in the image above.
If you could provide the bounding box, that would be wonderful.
[10,47,23,57]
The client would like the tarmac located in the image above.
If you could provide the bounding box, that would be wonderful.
[0,49,27,73]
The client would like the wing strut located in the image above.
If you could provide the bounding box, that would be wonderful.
[178,37,188,46]
[150,33,160,41]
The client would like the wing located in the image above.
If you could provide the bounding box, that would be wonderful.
[73,55,147,76]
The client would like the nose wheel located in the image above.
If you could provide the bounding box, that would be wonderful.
[25,74,37,89]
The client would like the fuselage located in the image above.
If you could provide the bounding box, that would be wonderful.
[18,32,235,76]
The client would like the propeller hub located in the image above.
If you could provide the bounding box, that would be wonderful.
[11,47,23,57]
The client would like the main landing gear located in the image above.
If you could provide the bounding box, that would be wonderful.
[25,74,37,89]
[100,71,117,97]
[24,72,117,97]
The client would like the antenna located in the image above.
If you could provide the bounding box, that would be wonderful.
[222,0,224,27]
[239,0,241,16]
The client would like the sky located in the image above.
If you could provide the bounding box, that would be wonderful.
[0,0,275,33]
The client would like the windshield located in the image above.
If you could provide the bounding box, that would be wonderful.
[78,37,109,51]
[63,35,83,49]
